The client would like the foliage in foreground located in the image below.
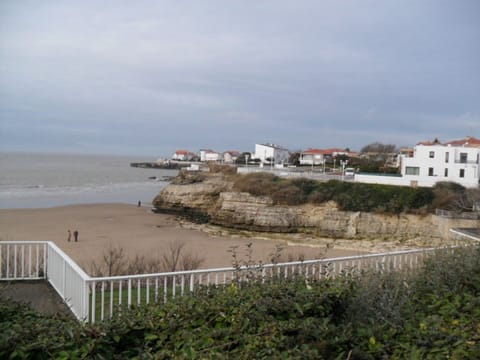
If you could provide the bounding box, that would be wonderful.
[1,246,480,359]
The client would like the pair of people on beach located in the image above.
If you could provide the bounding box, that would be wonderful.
[67,230,79,242]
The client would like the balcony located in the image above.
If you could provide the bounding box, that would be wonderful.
[454,160,479,165]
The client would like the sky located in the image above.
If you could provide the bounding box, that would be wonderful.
[0,0,479,157]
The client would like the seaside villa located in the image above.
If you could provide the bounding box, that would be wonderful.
[355,136,480,188]
[254,143,290,166]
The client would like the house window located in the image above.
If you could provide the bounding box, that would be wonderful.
[429,151,435,158]
[460,153,467,163]
[444,168,448,177]
[445,152,449,163]
[459,169,465,178]
[405,166,420,175]
[428,167,434,176]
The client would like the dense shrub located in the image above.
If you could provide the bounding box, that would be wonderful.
[431,181,466,210]
[233,172,279,197]
[2,245,480,358]
[233,173,436,214]
[207,163,237,176]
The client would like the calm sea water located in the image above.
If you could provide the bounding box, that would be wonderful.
[0,152,177,209]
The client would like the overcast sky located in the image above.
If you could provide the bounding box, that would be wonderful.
[1,1,479,157]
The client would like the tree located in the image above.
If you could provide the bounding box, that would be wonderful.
[288,151,300,166]
[360,142,397,158]
[235,152,252,165]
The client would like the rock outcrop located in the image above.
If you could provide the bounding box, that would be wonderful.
[152,174,475,242]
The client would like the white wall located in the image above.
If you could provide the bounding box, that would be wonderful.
[401,144,479,188]
[254,144,289,164]
[299,153,324,165]
[354,174,409,186]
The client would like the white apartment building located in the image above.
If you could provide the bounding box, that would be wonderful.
[199,149,220,162]
[401,137,480,188]
[254,143,290,165]
[355,137,480,188]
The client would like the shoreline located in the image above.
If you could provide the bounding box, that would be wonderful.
[0,203,371,275]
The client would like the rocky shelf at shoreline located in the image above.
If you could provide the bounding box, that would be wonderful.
[152,172,479,246]
[130,162,190,169]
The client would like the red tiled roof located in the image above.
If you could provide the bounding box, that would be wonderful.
[445,136,480,147]
[175,150,190,155]
[323,148,349,154]
[302,148,325,154]
[417,138,441,146]
[417,136,480,148]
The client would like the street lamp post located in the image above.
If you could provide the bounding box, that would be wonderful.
[340,160,349,180]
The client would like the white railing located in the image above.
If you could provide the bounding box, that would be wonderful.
[46,242,90,320]
[0,241,90,321]
[237,167,353,181]
[436,208,480,220]
[0,241,47,280]
[0,241,451,324]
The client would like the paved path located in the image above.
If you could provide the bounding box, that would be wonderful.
[0,281,73,318]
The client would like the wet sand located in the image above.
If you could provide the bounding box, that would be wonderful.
[0,203,368,275]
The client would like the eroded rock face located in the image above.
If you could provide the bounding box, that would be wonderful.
[212,193,440,240]
[153,176,471,241]
[152,174,232,221]
[212,192,300,232]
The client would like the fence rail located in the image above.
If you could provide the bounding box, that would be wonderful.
[435,208,480,220]
[0,241,451,323]
[236,167,353,181]
[0,242,47,280]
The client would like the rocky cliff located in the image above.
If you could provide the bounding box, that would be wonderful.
[152,174,474,243]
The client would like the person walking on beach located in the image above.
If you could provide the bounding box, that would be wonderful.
[67,230,71,242]
[73,230,79,242]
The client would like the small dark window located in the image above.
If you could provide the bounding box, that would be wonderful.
[428,167,434,176]
[445,152,449,163]
[459,169,465,178]
[460,153,467,163]
[429,151,435,158]
[444,168,448,177]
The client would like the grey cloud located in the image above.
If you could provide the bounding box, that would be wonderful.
[1,0,479,155]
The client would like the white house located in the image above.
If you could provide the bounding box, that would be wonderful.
[254,143,290,165]
[355,137,480,188]
[299,149,325,165]
[223,151,240,164]
[401,137,480,188]
[199,149,220,162]
[172,150,196,161]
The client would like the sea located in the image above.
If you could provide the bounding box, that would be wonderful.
[0,152,177,209]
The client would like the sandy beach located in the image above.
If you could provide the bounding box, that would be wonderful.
[0,203,369,275]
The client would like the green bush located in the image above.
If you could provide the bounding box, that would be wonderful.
[2,246,480,358]
[233,174,436,214]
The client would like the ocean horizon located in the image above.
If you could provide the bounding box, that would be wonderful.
[0,151,176,209]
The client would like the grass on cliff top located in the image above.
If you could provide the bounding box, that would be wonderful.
[231,172,472,215]
[2,245,480,359]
